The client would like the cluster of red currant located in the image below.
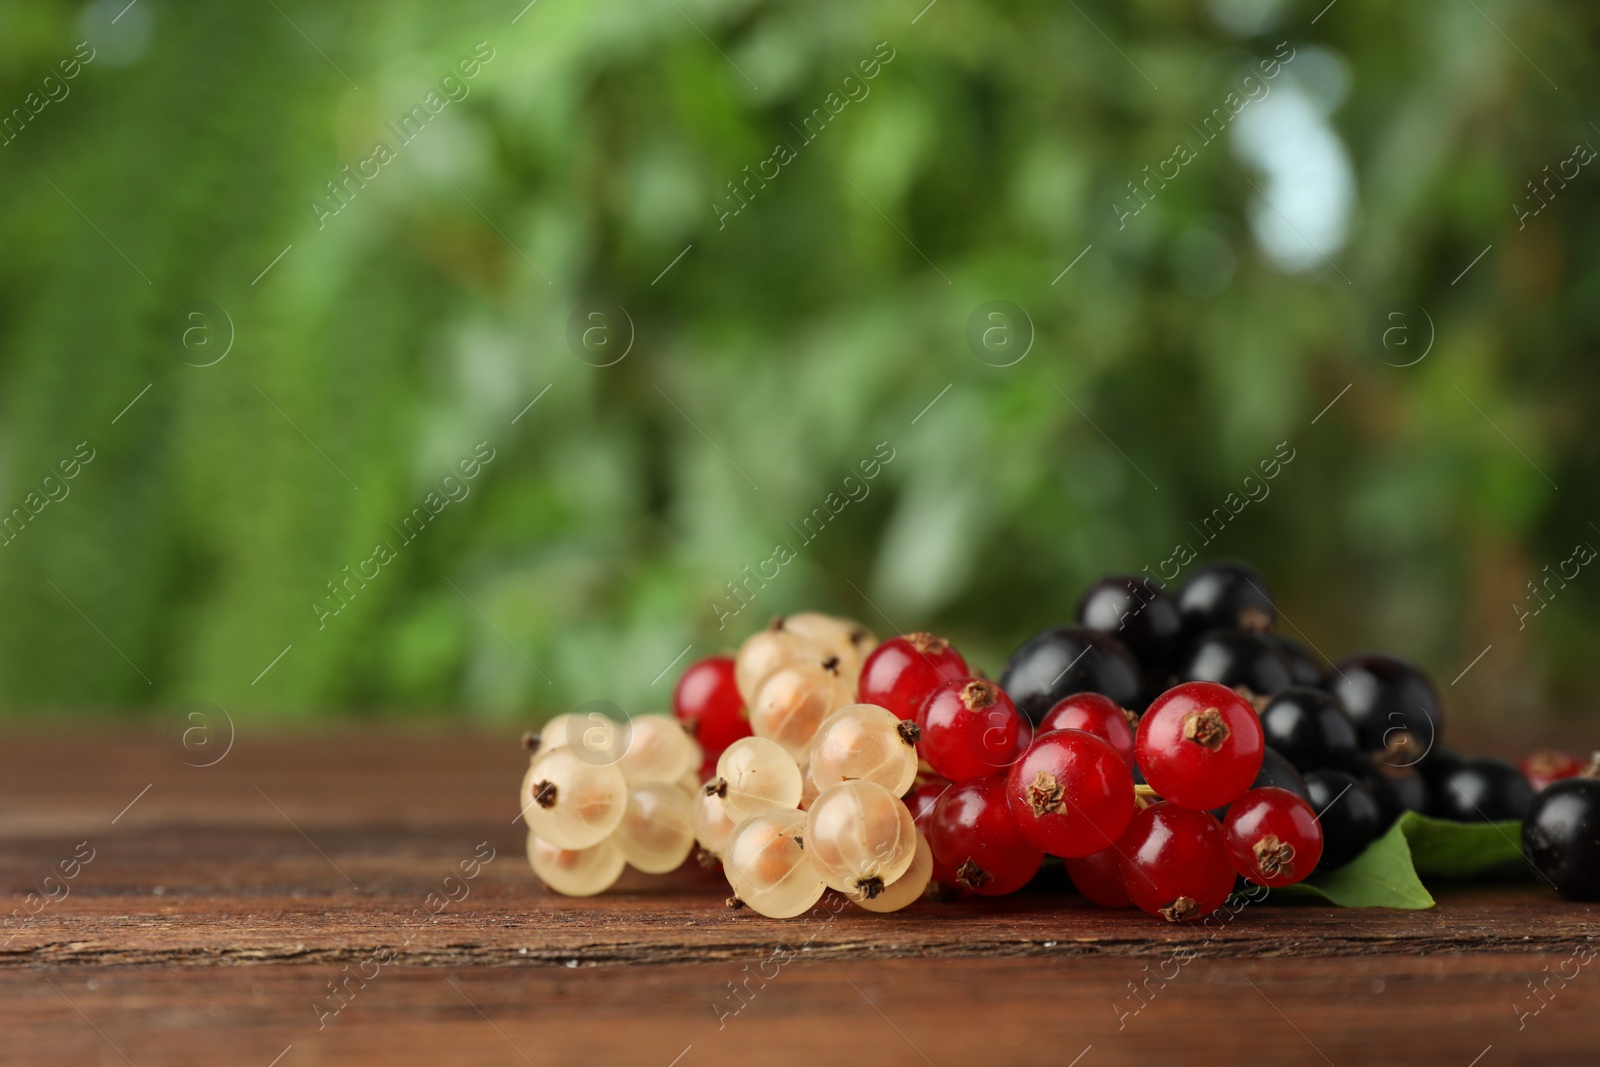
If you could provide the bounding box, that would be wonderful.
[520,561,1600,914]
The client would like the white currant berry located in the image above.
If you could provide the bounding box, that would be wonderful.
[803,780,918,898]
[723,808,825,919]
[853,830,932,913]
[735,623,824,704]
[521,746,629,850]
[712,736,803,821]
[538,711,628,764]
[526,832,626,897]
[613,782,697,874]
[691,782,740,857]
[782,612,877,674]
[799,764,821,810]
[808,703,920,795]
[749,658,855,764]
[617,713,700,785]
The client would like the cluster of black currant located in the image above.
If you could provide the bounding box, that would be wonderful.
[1016,561,1597,899]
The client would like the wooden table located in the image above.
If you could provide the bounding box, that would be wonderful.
[1,733,1594,1066]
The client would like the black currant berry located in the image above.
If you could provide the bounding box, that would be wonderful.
[1272,635,1327,689]
[1177,629,1293,706]
[1304,769,1385,868]
[1357,756,1431,824]
[1432,758,1535,823]
[998,626,1143,724]
[1075,575,1184,679]
[1215,746,1310,821]
[1253,746,1311,803]
[1259,687,1360,774]
[1175,560,1275,635]
[1415,745,1465,786]
[1328,652,1443,754]
[1522,771,1600,900]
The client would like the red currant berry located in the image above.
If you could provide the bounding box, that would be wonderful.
[927,774,1043,895]
[1004,730,1135,858]
[1120,803,1234,922]
[1222,786,1323,887]
[1015,714,1034,753]
[1040,693,1137,768]
[1064,835,1134,908]
[859,632,970,721]
[1135,681,1264,810]
[1521,750,1584,793]
[906,779,949,824]
[673,656,751,757]
[917,678,1023,782]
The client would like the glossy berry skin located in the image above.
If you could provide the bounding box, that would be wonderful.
[1432,758,1535,823]
[1223,787,1323,887]
[673,656,751,757]
[999,626,1143,723]
[858,633,970,722]
[1357,756,1430,823]
[1005,730,1136,858]
[906,779,949,823]
[1258,687,1359,774]
[1136,681,1264,811]
[1304,769,1384,868]
[1328,652,1443,754]
[1064,844,1132,908]
[917,678,1023,782]
[1177,629,1293,704]
[1252,747,1311,803]
[1075,575,1185,679]
[1040,692,1137,768]
[1522,776,1600,900]
[927,775,1043,895]
[1175,560,1275,635]
[1119,804,1235,922]
[1272,635,1327,689]
[1520,751,1585,793]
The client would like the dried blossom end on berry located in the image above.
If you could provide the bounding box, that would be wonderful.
[533,780,559,808]
[897,720,922,747]
[856,876,886,900]
[959,680,998,711]
[1182,708,1231,751]
[1252,834,1296,879]
[906,631,950,656]
[955,858,992,890]
[1026,770,1066,817]
[1158,895,1199,922]
[704,777,729,798]
[726,896,746,910]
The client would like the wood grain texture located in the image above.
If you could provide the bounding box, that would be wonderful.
[2,733,1597,1066]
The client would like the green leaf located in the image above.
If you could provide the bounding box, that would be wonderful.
[1278,812,1527,909]
[1398,812,1526,876]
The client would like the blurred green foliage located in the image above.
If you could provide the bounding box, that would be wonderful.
[0,0,1596,732]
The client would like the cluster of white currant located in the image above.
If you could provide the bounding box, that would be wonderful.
[520,613,935,917]
[699,613,930,916]
[519,711,705,896]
